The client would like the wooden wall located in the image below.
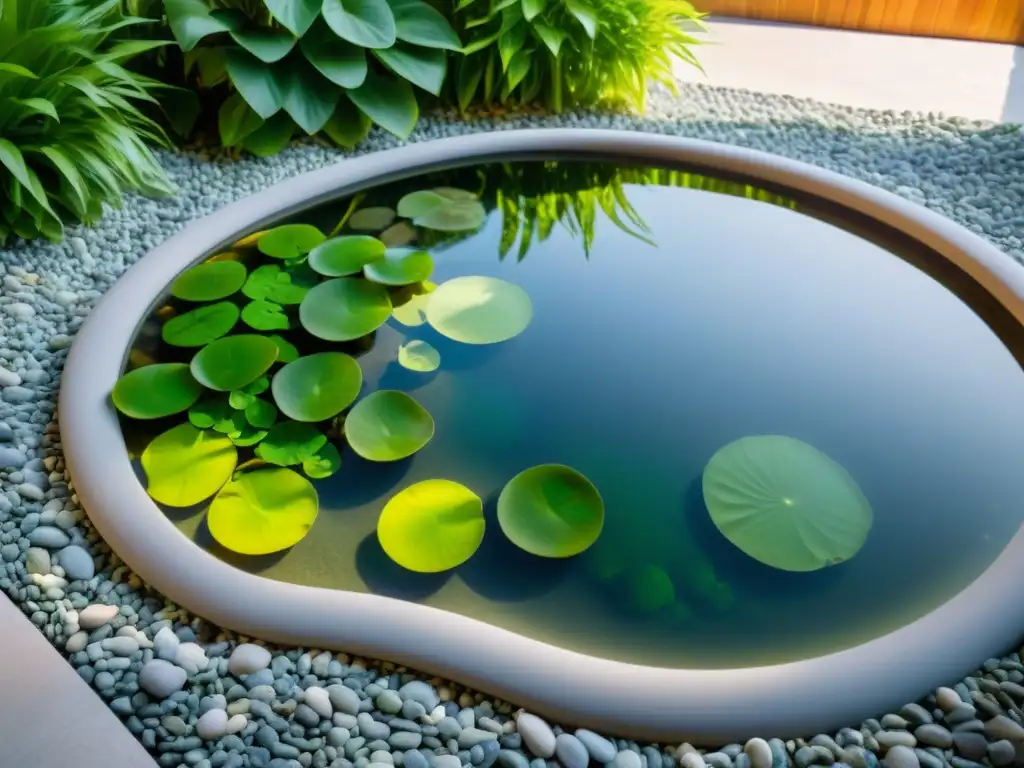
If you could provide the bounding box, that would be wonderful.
[697,0,1024,46]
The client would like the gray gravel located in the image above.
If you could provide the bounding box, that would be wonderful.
[3,81,1024,768]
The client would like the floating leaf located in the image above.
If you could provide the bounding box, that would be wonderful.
[207,467,319,555]
[344,390,433,461]
[190,334,280,391]
[363,247,433,286]
[396,187,485,231]
[245,376,270,395]
[397,340,440,372]
[271,352,363,422]
[242,263,318,304]
[242,299,291,331]
[268,334,299,363]
[308,235,386,277]
[302,441,342,479]
[141,423,238,507]
[380,220,416,247]
[257,224,326,259]
[255,421,327,466]
[702,435,874,572]
[229,390,255,410]
[189,397,233,429]
[426,276,532,345]
[391,281,434,327]
[213,410,248,436]
[625,565,675,615]
[112,363,204,419]
[299,277,392,341]
[245,397,278,428]
[377,479,484,572]
[497,464,604,558]
[231,425,269,447]
[161,302,240,347]
[348,206,396,231]
[170,260,247,302]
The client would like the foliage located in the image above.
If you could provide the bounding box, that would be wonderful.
[0,0,174,244]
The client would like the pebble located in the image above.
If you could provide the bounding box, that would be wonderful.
[78,604,118,629]
[154,627,181,661]
[399,682,439,711]
[883,747,918,768]
[197,709,229,741]
[554,734,588,768]
[305,687,334,719]
[228,644,272,676]
[935,688,962,712]
[612,751,643,768]
[516,713,555,759]
[27,526,70,549]
[987,741,1016,766]
[575,730,616,763]
[983,715,1024,741]
[25,547,51,575]
[911,725,950,749]
[744,739,772,768]
[56,544,94,581]
[328,685,362,716]
[952,732,987,762]
[139,660,188,698]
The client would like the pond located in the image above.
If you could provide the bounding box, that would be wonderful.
[114,157,1024,669]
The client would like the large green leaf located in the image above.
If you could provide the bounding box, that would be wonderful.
[343,390,433,462]
[256,421,327,466]
[521,0,546,21]
[322,98,372,148]
[279,54,340,135]
[298,277,392,341]
[190,334,280,392]
[243,262,318,304]
[347,71,418,139]
[207,468,318,555]
[241,299,290,331]
[162,302,240,347]
[374,44,446,96]
[230,26,298,64]
[241,112,295,157]
[171,259,247,302]
[270,351,363,422]
[257,224,326,258]
[308,235,386,277]
[299,19,367,88]
[226,48,284,119]
[390,0,461,50]
[531,21,565,56]
[165,0,237,52]
[265,0,322,36]
[321,0,397,48]
[363,247,433,286]
[112,363,204,420]
[142,424,238,508]
[565,0,597,38]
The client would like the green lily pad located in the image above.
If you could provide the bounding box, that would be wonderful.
[255,421,328,466]
[397,340,440,372]
[426,276,532,345]
[141,423,238,507]
[241,299,291,331]
[188,397,233,429]
[257,224,327,259]
[268,335,299,363]
[702,435,874,572]
[377,479,484,573]
[245,375,270,395]
[391,281,435,327]
[228,390,255,410]
[243,263,318,304]
[207,467,319,555]
[363,247,433,286]
[190,334,280,392]
[161,302,240,348]
[625,565,676,615]
[396,188,486,232]
[343,390,433,462]
[212,410,248,437]
[112,363,204,420]
[348,206,396,231]
[244,398,278,429]
[308,235,386,277]
[170,260,247,302]
[380,221,416,247]
[299,277,392,341]
[231,426,269,447]
[302,441,342,479]
[271,352,363,422]
[497,464,604,558]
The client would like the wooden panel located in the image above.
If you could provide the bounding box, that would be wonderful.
[698,0,1024,45]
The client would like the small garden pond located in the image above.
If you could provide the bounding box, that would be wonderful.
[114,157,1024,668]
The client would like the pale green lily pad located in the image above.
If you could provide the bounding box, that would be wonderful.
[426,276,532,345]
[190,335,280,392]
[299,277,393,341]
[397,340,440,372]
[257,224,326,259]
[396,188,486,232]
[302,442,342,479]
[377,479,484,573]
[308,235,386,277]
[161,302,240,347]
[243,263,318,304]
[268,335,299,363]
[380,221,416,247]
[363,247,433,286]
[170,260,247,302]
[271,352,363,422]
[348,206,396,231]
[241,299,290,331]
[207,467,319,555]
[391,281,435,327]
[112,363,204,420]
[343,390,434,462]
[255,421,328,466]
[497,464,604,558]
[141,423,238,507]
[702,435,873,572]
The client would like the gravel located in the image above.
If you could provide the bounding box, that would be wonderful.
[2,81,1024,768]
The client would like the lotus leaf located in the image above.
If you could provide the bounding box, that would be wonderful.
[170,260,247,302]
[380,221,415,247]
[343,390,433,462]
[207,467,319,555]
[299,277,392,341]
[363,247,433,286]
[190,335,280,392]
[257,224,327,259]
[255,421,328,466]
[497,464,604,558]
[348,206,396,231]
[271,352,363,422]
[244,398,278,429]
[243,263,318,304]
[426,276,532,345]
[626,565,676,614]
[702,435,874,572]
[241,299,291,331]
[161,302,240,347]
[141,423,238,507]
[302,442,342,479]
[268,335,299,363]
[377,479,484,572]
[308,235,386,277]
[397,340,440,372]
[396,188,486,232]
[112,363,204,420]
[189,397,233,429]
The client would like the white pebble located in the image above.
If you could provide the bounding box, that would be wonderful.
[744,738,772,768]
[139,659,187,699]
[78,603,118,629]
[303,686,333,719]
[517,711,556,758]
[227,643,271,676]
[175,642,208,675]
[196,708,229,740]
[225,714,247,734]
[0,367,21,387]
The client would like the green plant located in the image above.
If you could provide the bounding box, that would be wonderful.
[0,0,174,243]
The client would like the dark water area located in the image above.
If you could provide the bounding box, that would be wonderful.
[131,159,1024,668]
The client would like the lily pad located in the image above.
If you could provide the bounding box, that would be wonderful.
[229,390,255,410]
[244,398,278,429]
[377,479,485,573]
[396,188,486,232]
[426,276,532,345]
[268,334,299,363]
[161,302,240,347]
[170,260,247,302]
[190,335,280,392]
[308,235,386,277]
[302,442,342,479]
[257,224,326,259]
[255,421,328,466]
[189,397,233,429]
[245,376,270,395]
[112,363,204,420]
[207,467,319,555]
[397,340,440,372]
[497,464,604,558]
[241,299,291,331]
[363,247,433,286]
[243,263,318,304]
[231,426,269,447]
[141,423,238,507]
[702,435,874,572]
[380,221,416,247]
[348,206,396,231]
[391,281,435,327]
[212,410,248,437]
[299,277,392,341]
[343,390,433,462]
[625,565,676,615]
[271,352,363,422]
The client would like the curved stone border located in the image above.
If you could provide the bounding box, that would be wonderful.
[59,129,1024,745]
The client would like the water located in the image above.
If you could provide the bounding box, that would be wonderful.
[128,158,1024,668]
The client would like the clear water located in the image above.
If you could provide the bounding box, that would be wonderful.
[130,158,1024,668]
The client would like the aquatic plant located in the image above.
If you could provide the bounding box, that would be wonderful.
[425,276,534,345]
